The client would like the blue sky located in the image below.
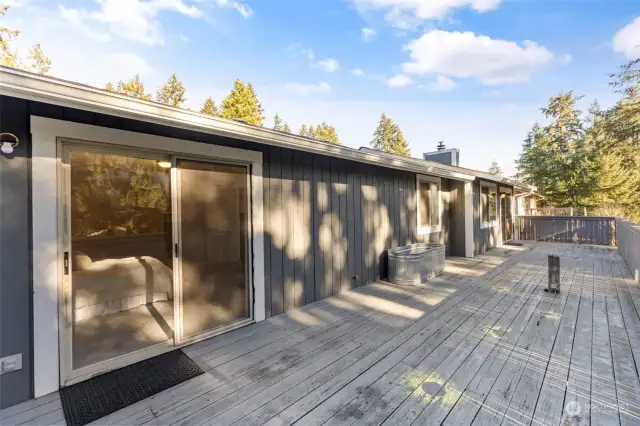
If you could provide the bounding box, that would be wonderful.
[5,0,640,175]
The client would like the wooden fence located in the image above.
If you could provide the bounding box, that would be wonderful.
[515,216,616,246]
[616,218,640,282]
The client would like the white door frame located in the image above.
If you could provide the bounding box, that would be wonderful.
[31,116,265,397]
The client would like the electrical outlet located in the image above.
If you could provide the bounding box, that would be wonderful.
[0,354,22,374]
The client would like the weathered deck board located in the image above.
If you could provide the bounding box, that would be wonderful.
[3,243,640,426]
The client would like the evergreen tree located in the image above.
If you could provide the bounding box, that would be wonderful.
[107,75,152,100]
[314,122,340,144]
[201,97,219,116]
[488,159,503,176]
[28,43,51,75]
[220,79,264,126]
[299,124,308,137]
[156,73,186,108]
[273,113,284,131]
[516,91,597,208]
[370,113,410,156]
[282,123,292,134]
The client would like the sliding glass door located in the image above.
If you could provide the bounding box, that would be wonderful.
[60,143,252,384]
[174,159,250,343]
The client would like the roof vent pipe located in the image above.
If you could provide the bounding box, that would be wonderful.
[436,141,446,151]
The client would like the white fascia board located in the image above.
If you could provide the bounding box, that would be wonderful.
[0,68,475,182]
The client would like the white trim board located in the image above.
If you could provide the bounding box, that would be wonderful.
[0,68,475,183]
[30,116,265,397]
[464,181,474,258]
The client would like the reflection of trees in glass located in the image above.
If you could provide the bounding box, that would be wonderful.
[71,152,170,238]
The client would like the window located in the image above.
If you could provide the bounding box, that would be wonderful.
[480,181,497,228]
[417,175,441,234]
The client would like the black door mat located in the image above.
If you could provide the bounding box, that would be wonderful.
[59,350,204,426]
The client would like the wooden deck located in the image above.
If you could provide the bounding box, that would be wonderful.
[3,242,640,426]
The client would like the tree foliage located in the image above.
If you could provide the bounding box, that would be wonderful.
[299,122,339,144]
[106,74,152,100]
[273,113,291,133]
[201,97,219,116]
[517,63,640,222]
[156,73,186,108]
[370,113,410,156]
[314,122,340,144]
[220,79,264,126]
[0,5,19,67]
[1,5,50,72]
[488,159,503,176]
[28,43,51,75]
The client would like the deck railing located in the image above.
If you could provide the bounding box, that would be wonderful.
[524,207,588,216]
[515,216,616,246]
[616,218,640,282]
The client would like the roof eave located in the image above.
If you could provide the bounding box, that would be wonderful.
[0,67,475,182]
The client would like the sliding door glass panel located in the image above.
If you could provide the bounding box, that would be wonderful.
[178,160,249,339]
[69,151,174,370]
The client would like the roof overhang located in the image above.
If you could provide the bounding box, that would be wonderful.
[0,67,475,182]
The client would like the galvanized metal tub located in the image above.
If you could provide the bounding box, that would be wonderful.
[388,243,445,286]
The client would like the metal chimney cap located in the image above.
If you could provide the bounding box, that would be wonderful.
[436,141,446,151]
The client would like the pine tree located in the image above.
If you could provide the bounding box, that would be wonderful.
[307,125,316,139]
[282,123,292,134]
[0,5,19,68]
[107,75,152,100]
[156,73,187,108]
[299,124,308,137]
[201,97,219,116]
[273,113,284,131]
[220,79,264,126]
[370,113,410,156]
[516,92,597,208]
[27,43,51,75]
[488,159,503,176]
[314,122,340,144]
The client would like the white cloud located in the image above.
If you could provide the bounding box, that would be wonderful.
[352,68,365,77]
[58,0,205,46]
[313,58,340,73]
[613,16,640,59]
[386,74,412,87]
[403,30,554,85]
[356,0,501,28]
[362,27,376,41]
[59,5,111,42]
[559,53,572,64]
[431,75,455,90]
[285,82,332,96]
[179,33,190,43]
[104,53,152,77]
[287,44,315,61]
[213,0,252,18]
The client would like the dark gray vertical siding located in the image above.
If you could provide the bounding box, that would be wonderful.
[0,97,33,408]
[448,180,467,256]
[268,147,284,315]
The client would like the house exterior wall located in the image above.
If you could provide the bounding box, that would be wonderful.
[0,95,468,407]
[0,97,34,408]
